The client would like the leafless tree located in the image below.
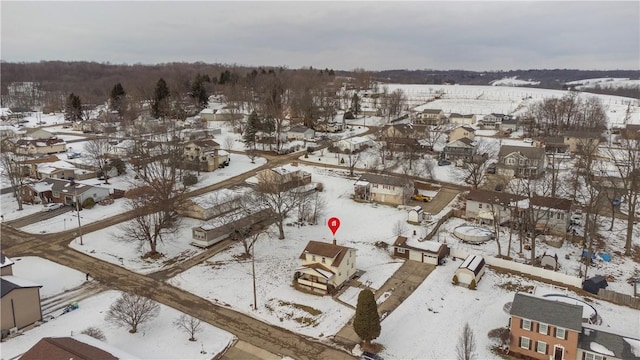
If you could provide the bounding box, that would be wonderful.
[343,149,362,177]
[246,149,258,164]
[393,220,408,237]
[84,137,112,184]
[173,314,202,341]
[105,293,160,334]
[456,322,477,360]
[223,136,235,153]
[253,174,310,240]
[0,150,27,210]
[420,126,445,152]
[461,139,495,189]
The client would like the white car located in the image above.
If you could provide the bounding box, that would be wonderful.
[41,203,64,212]
[523,138,533,143]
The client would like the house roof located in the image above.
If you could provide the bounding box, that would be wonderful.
[510,292,583,332]
[458,254,485,275]
[1,276,42,297]
[578,326,640,360]
[563,130,602,138]
[289,126,312,133]
[190,139,220,148]
[0,253,14,268]
[531,196,572,211]
[422,109,443,114]
[466,189,526,205]
[498,145,545,160]
[356,173,410,188]
[446,137,474,147]
[20,335,138,360]
[40,178,102,196]
[541,136,567,146]
[459,126,475,132]
[449,113,475,119]
[299,240,354,267]
[394,236,444,254]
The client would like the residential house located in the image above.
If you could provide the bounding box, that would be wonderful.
[530,196,572,235]
[443,137,476,161]
[454,254,485,286]
[294,240,357,295]
[200,107,242,122]
[354,173,414,206]
[20,335,139,360]
[21,178,111,206]
[7,137,67,155]
[385,137,423,153]
[448,113,477,126]
[191,208,273,248]
[287,126,315,141]
[496,145,546,178]
[479,113,510,129]
[336,136,372,153]
[621,124,640,140]
[179,188,246,220]
[380,123,430,140]
[24,128,55,140]
[392,236,449,265]
[577,326,640,360]
[183,140,228,172]
[416,109,446,125]
[448,126,476,142]
[256,164,312,191]
[465,189,526,225]
[509,292,583,360]
[540,136,570,154]
[563,131,602,154]
[499,116,519,132]
[0,125,24,139]
[1,255,43,338]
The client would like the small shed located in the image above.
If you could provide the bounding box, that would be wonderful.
[407,206,424,224]
[454,254,485,287]
[583,275,608,295]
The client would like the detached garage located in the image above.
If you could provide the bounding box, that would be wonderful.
[392,236,449,265]
[454,254,485,287]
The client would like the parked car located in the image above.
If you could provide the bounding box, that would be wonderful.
[411,194,431,202]
[437,159,451,166]
[612,198,622,207]
[523,138,533,143]
[494,183,504,191]
[361,351,384,360]
[41,203,64,212]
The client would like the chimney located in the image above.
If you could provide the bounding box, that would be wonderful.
[332,238,336,245]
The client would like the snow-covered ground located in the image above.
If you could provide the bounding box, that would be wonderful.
[1,257,235,359]
[490,76,541,87]
[565,78,640,90]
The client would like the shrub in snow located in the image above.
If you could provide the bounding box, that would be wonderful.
[469,279,477,290]
[82,197,95,209]
[452,275,459,285]
[81,326,106,341]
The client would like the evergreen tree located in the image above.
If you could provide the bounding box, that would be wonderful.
[351,94,361,117]
[110,83,126,115]
[190,74,208,110]
[64,93,83,121]
[353,289,381,345]
[152,78,170,118]
[243,111,260,150]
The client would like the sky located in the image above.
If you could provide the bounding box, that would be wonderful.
[1,1,639,71]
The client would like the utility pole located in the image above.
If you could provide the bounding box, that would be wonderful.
[75,187,83,245]
[252,243,257,310]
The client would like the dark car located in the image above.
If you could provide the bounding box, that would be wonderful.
[437,159,451,166]
[361,351,384,360]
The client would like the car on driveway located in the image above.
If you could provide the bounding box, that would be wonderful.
[41,203,64,212]
[411,194,431,202]
[437,159,451,166]
[361,351,384,360]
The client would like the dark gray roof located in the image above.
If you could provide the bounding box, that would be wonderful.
[510,292,582,332]
[357,173,410,187]
[579,326,640,360]
[498,145,545,160]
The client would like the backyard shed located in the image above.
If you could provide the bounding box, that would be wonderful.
[407,206,424,224]
[454,254,485,286]
[583,275,608,295]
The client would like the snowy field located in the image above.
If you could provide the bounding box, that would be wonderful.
[377,259,640,360]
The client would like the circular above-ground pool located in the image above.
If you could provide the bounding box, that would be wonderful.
[542,294,601,325]
[454,225,495,244]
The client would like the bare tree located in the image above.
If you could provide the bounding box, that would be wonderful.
[461,139,495,189]
[343,150,362,177]
[105,293,160,334]
[393,220,407,237]
[84,137,112,184]
[253,175,310,240]
[173,314,202,341]
[223,136,235,153]
[81,326,106,341]
[0,150,27,210]
[456,322,477,360]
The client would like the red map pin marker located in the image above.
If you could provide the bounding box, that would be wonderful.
[328,217,341,236]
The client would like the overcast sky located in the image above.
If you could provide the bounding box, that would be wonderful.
[2,1,638,71]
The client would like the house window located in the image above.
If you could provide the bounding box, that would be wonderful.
[584,352,604,360]
[557,213,563,220]
[397,248,405,254]
[555,327,566,339]
[321,257,326,264]
[519,159,526,166]
[311,255,316,261]
[507,158,515,165]
[536,341,547,354]
[538,323,548,335]
[478,203,483,209]
[519,337,530,350]
[522,319,531,331]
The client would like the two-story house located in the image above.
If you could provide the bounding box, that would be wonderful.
[183,140,228,172]
[294,240,356,295]
[443,137,476,161]
[509,292,640,360]
[354,173,414,206]
[448,113,477,126]
[479,113,510,129]
[7,137,67,155]
[465,189,526,225]
[416,109,447,125]
[510,292,582,360]
[530,196,572,235]
[256,164,312,192]
[448,126,476,142]
[1,254,43,338]
[496,145,546,178]
[563,131,602,154]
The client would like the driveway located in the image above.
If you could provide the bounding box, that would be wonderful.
[333,260,435,346]
[422,187,461,215]
[6,205,72,228]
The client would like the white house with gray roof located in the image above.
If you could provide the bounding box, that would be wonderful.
[354,173,413,206]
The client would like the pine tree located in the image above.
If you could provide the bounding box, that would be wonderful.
[351,94,361,117]
[243,111,260,150]
[110,83,126,115]
[190,74,208,110]
[152,78,170,119]
[64,93,83,121]
[353,289,381,345]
